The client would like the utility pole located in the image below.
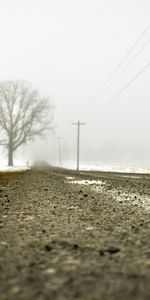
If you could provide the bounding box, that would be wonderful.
[72,120,86,171]
[57,137,62,167]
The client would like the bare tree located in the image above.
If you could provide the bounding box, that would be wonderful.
[0,80,54,166]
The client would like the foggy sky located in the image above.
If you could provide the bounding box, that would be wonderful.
[0,0,150,168]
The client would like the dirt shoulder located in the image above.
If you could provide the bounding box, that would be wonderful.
[0,166,150,300]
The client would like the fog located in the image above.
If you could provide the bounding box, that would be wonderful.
[0,0,150,170]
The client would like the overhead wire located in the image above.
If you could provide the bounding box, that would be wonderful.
[79,23,150,118]
[93,38,150,100]
[86,62,150,122]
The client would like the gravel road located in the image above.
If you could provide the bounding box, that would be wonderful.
[0,166,150,300]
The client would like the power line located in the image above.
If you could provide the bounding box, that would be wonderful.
[79,23,150,118]
[86,62,150,123]
[93,38,150,101]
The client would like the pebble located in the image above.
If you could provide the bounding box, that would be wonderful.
[86,226,95,231]
[45,243,53,252]
[11,286,21,295]
[73,244,80,250]
[1,241,8,246]
[43,268,56,274]
[105,246,121,254]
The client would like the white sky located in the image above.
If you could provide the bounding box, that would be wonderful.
[0,0,150,167]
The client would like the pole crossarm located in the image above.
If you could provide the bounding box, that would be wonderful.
[72,120,86,171]
[72,122,86,125]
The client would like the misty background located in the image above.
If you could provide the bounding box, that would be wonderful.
[0,0,150,170]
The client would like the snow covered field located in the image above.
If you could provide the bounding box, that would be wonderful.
[0,165,30,172]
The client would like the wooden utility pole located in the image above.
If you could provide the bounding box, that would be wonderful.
[72,120,86,171]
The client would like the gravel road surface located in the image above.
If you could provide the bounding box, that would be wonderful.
[0,166,150,300]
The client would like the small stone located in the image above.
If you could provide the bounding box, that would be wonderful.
[99,249,105,256]
[45,243,53,252]
[43,268,56,274]
[11,286,21,295]
[127,273,137,279]
[86,226,95,231]
[29,261,36,268]
[73,244,80,250]
[83,194,88,197]
[105,246,120,254]
[144,259,150,267]
[1,241,8,246]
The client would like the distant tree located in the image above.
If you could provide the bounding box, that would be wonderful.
[0,80,54,166]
